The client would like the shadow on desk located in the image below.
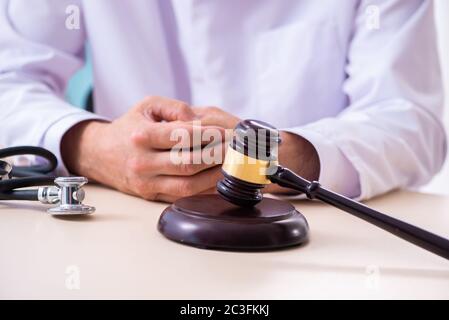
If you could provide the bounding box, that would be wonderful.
[0,201,129,222]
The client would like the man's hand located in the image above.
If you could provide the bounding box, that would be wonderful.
[62,96,225,202]
[192,106,241,129]
[193,106,320,195]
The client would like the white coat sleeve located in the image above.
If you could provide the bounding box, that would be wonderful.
[0,0,106,175]
[286,0,446,200]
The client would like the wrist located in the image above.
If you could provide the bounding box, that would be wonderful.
[266,131,320,195]
[279,131,320,180]
[61,120,109,176]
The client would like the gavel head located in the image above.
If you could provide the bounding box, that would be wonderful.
[217,120,281,207]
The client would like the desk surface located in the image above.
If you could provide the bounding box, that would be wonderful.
[0,186,448,299]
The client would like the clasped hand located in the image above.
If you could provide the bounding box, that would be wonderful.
[62,96,319,202]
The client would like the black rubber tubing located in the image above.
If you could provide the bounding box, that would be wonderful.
[0,146,58,200]
[0,146,57,177]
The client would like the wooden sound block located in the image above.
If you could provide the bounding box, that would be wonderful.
[158,194,309,251]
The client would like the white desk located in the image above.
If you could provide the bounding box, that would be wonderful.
[0,186,448,299]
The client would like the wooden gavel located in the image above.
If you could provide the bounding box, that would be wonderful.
[217,119,449,260]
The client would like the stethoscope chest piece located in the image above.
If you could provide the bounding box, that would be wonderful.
[40,177,95,216]
[0,146,95,216]
[48,205,95,216]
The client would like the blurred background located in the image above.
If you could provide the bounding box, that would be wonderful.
[66,1,449,195]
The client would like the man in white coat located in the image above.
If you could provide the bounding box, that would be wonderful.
[0,0,446,202]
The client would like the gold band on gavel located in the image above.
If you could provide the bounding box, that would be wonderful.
[222,146,277,185]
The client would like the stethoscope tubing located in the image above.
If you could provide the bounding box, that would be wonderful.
[0,146,57,201]
[0,146,57,176]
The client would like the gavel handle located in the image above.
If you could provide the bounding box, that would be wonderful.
[269,166,449,260]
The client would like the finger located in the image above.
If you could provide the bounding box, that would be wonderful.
[152,166,223,199]
[191,106,240,129]
[156,143,225,175]
[191,106,210,117]
[131,122,225,149]
[129,143,225,176]
[140,96,197,122]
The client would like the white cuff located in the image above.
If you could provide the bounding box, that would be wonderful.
[41,111,109,176]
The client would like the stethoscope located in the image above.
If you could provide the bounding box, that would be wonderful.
[0,146,95,215]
